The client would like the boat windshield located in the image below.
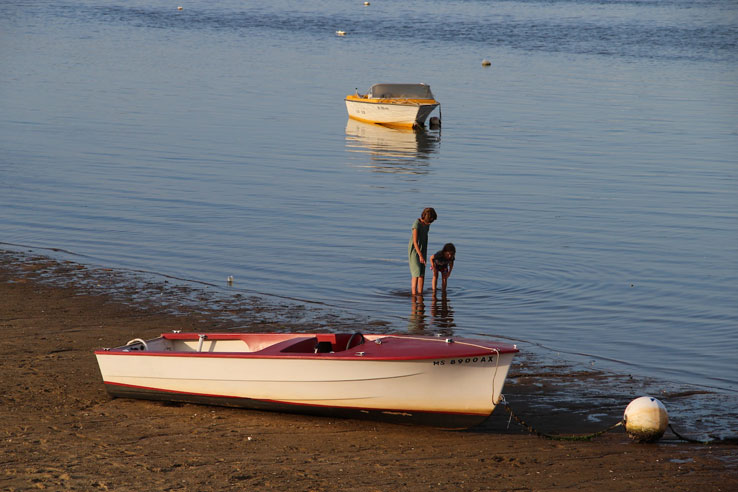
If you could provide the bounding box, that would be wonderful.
[368,84,434,100]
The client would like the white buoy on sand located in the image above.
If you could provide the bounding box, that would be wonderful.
[623,396,669,442]
[482,59,491,67]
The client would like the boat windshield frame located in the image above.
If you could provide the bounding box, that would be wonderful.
[367,83,435,100]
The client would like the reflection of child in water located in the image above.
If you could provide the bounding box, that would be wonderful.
[430,243,456,294]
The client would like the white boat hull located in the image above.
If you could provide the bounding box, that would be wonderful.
[345,99,439,129]
[95,333,517,428]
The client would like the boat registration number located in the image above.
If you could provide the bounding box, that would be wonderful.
[433,356,497,366]
[355,105,389,115]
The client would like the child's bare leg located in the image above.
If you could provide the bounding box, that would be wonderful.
[432,270,438,292]
[441,272,449,292]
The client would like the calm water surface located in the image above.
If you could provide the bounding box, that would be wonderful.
[1,1,737,395]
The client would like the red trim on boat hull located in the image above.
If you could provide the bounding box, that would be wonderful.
[104,382,493,430]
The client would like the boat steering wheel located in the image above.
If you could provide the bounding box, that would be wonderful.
[346,332,365,351]
[125,338,148,351]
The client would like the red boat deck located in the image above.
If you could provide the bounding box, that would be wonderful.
[141,332,520,361]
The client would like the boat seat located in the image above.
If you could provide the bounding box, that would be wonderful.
[314,341,333,353]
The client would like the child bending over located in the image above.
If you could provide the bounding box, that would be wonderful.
[430,243,455,294]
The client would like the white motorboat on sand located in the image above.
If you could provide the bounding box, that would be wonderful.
[95,332,518,429]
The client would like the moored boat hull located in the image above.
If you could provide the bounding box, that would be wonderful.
[344,83,441,129]
[345,98,439,129]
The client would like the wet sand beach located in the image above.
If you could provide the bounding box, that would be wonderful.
[1,250,736,491]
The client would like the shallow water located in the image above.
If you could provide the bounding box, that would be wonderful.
[1,0,737,394]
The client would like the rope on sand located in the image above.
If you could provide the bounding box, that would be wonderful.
[498,396,738,444]
[668,424,709,444]
[667,424,738,445]
[498,395,623,442]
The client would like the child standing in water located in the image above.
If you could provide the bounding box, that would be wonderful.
[408,207,437,296]
[430,243,456,294]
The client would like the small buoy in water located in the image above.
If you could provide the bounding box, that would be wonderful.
[481,59,491,67]
[177,6,183,10]
[336,30,346,36]
[364,1,371,5]
[227,275,234,284]
[429,116,441,129]
[623,396,669,443]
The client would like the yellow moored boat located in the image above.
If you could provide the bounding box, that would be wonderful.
[345,83,440,129]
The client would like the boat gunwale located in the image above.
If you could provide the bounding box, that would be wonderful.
[345,95,439,107]
[94,333,518,361]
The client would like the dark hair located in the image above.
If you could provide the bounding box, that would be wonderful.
[442,243,456,257]
[421,207,437,223]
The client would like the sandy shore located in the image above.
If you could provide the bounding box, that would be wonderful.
[1,250,736,491]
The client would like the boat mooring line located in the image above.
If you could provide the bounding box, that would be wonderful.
[395,336,507,355]
[666,424,738,445]
[667,424,710,444]
[498,395,623,441]
[499,396,738,444]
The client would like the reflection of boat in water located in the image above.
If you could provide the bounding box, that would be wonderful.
[345,83,440,129]
[345,119,440,173]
